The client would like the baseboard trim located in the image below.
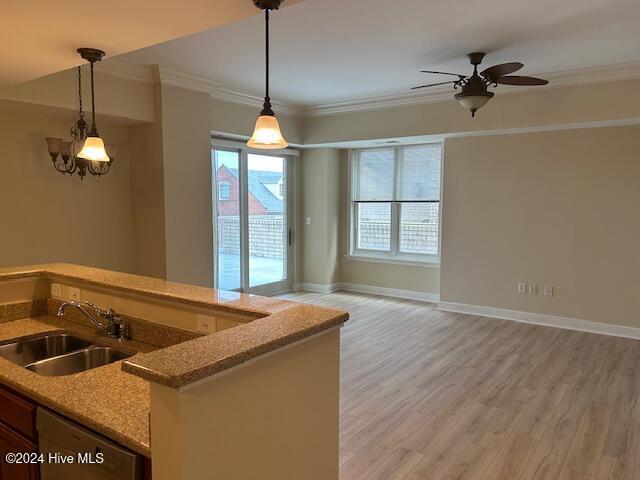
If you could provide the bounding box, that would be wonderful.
[295,282,439,303]
[337,283,439,303]
[299,282,341,294]
[438,301,640,340]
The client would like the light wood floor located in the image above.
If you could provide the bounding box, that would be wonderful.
[279,290,640,480]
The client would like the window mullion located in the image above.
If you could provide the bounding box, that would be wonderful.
[390,201,400,257]
[390,148,402,257]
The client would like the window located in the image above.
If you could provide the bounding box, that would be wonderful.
[350,144,442,263]
[218,181,230,201]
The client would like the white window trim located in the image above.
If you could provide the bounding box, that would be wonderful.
[347,144,443,266]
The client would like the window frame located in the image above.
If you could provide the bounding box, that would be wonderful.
[347,144,443,266]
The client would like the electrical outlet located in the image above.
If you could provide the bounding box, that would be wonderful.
[528,284,538,295]
[544,285,554,297]
[517,283,527,294]
[68,287,81,301]
[196,314,216,333]
[50,283,62,299]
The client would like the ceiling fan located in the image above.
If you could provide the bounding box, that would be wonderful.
[413,52,549,117]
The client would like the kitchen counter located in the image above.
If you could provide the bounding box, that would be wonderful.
[0,264,349,388]
[0,263,349,469]
[0,316,153,457]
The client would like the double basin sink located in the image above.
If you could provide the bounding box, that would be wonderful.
[0,332,132,376]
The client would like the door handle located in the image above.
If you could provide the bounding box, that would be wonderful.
[288,228,292,246]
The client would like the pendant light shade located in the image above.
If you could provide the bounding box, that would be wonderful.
[248,114,288,149]
[78,135,110,162]
[249,0,287,150]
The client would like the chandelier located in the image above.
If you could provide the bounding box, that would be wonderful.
[44,48,114,179]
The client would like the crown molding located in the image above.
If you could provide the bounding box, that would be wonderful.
[95,59,154,83]
[305,62,640,117]
[94,60,640,119]
[154,65,304,116]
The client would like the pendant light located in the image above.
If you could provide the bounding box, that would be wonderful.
[77,48,110,163]
[247,0,288,150]
[43,48,115,179]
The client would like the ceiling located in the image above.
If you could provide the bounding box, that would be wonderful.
[0,0,303,87]
[118,0,640,108]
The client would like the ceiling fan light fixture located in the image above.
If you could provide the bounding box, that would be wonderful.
[414,51,548,118]
[455,91,494,117]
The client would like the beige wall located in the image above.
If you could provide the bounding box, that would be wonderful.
[337,153,441,295]
[300,148,341,285]
[0,68,155,123]
[302,79,640,145]
[151,329,340,480]
[130,85,167,279]
[160,85,214,287]
[440,125,640,327]
[0,102,134,272]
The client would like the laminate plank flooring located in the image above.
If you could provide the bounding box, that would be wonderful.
[279,290,640,480]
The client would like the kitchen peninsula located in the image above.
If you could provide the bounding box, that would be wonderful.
[0,264,348,480]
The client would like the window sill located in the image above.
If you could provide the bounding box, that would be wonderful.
[344,254,440,268]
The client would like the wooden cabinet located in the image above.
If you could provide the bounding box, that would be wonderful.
[0,385,38,480]
[0,418,39,480]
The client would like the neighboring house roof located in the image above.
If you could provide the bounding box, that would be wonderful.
[227,167,283,214]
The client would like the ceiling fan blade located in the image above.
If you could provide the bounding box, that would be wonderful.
[494,75,549,86]
[420,70,466,78]
[480,62,524,78]
[411,80,458,90]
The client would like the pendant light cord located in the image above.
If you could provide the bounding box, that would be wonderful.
[77,67,84,119]
[261,8,274,116]
[90,60,97,133]
[265,8,269,100]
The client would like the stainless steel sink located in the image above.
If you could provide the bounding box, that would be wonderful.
[0,333,92,366]
[26,346,132,377]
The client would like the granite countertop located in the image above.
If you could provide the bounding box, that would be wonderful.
[0,316,152,457]
[0,264,349,389]
[0,263,295,317]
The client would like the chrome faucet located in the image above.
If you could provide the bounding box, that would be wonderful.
[57,301,131,340]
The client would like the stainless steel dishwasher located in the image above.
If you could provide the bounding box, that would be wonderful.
[37,407,143,480]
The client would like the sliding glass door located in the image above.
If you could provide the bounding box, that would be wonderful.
[212,145,292,295]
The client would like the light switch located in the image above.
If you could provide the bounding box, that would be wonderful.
[517,283,527,294]
[306,217,311,226]
[544,285,554,297]
[528,284,538,295]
